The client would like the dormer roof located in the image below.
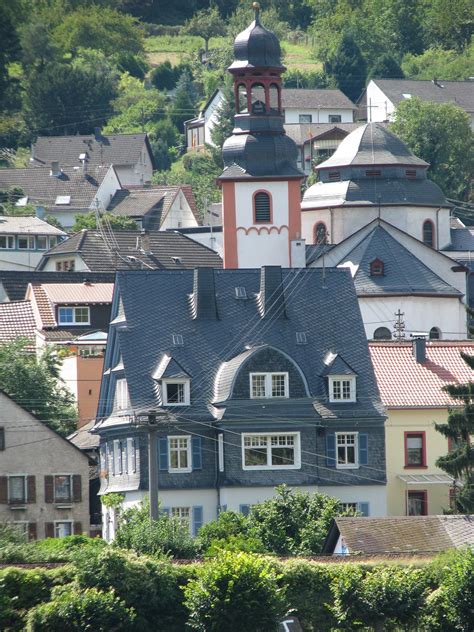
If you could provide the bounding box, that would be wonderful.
[322,352,357,376]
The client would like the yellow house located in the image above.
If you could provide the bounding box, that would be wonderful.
[369,339,474,516]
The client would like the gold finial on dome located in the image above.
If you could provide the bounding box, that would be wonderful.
[252,2,260,22]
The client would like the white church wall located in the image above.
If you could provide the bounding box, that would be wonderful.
[361,295,467,340]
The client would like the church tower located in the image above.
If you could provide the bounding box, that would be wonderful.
[219,3,304,269]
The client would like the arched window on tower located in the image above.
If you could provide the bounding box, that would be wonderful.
[269,83,280,113]
[429,327,441,340]
[373,327,392,340]
[237,84,247,113]
[314,222,327,245]
[250,83,266,114]
[423,220,435,247]
[253,191,272,223]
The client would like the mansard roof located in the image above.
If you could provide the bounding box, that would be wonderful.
[96,267,384,428]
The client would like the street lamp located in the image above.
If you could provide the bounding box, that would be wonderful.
[131,409,175,521]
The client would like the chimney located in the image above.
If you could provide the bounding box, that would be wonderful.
[140,230,151,255]
[94,127,102,141]
[412,335,427,363]
[291,237,306,268]
[257,266,286,319]
[190,268,218,320]
[30,142,35,162]
[81,159,88,178]
[50,161,61,177]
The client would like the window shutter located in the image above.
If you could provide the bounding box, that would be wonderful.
[127,438,135,473]
[72,475,82,502]
[122,440,128,474]
[27,476,36,503]
[358,502,370,517]
[326,433,336,467]
[160,506,170,517]
[192,436,202,470]
[159,437,168,470]
[239,504,251,517]
[113,439,120,475]
[73,522,83,535]
[44,476,54,503]
[192,506,203,536]
[45,522,54,538]
[0,476,8,503]
[359,434,368,465]
[28,522,37,541]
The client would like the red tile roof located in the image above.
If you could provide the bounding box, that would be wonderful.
[369,341,474,408]
[30,284,55,327]
[0,301,36,342]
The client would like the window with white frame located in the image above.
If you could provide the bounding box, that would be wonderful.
[171,506,190,528]
[18,235,35,250]
[336,432,358,468]
[250,372,289,399]
[242,432,300,469]
[8,475,27,503]
[0,235,15,249]
[54,475,72,502]
[114,379,130,411]
[329,376,356,402]
[58,306,90,325]
[55,521,72,538]
[162,380,190,406]
[168,436,191,472]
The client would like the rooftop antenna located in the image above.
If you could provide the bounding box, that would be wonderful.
[393,309,406,341]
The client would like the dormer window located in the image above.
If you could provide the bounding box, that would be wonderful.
[250,372,288,399]
[253,191,271,223]
[162,379,190,406]
[314,222,328,245]
[328,375,356,403]
[114,378,130,411]
[58,306,90,325]
[370,259,384,276]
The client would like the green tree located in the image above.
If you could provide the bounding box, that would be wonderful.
[368,54,404,80]
[391,98,473,200]
[53,5,144,57]
[184,551,287,632]
[425,0,474,51]
[435,323,474,513]
[169,70,198,133]
[72,212,138,232]
[183,7,226,56]
[402,41,474,81]
[0,339,77,436]
[18,20,60,70]
[324,32,367,102]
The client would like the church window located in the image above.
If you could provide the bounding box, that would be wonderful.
[250,83,266,114]
[423,220,434,247]
[429,327,441,340]
[370,259,384,276]
[365,170,381,177]
[328,171,340,181]
[373,327,392,340]
[237,84,247,113]
[406,169,417,178]
[253,191,271,223]
[269,83,280,112]
[314,222,327,244]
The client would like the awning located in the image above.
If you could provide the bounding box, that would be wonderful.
[398,474,453,485]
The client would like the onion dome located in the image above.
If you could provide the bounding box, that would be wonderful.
[229,3,284,71]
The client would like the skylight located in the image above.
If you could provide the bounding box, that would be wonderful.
[296,332,307,345]
[55,195,71,205]
[172,334,184,346]
[235,287,247,299]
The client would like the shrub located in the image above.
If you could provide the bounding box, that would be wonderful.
[184,551,287,632]
[73,546,191,631]
[114,500,199,558]
[0,566,71,612]
[26,585,135,631]
[197,510,266,555]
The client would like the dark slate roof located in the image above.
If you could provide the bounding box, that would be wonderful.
[323,515,474,555]
[0,165,111,211]
[0,271,115,302]
[284,123,362,146]
[317,123,428,169]
[31,133,152,168]
[371,79,474,113]
[0,301,36,342]
[68,419,100,450]
[97,267,384,427]
[282,89,356,110]
[442,227,474,252]
[334,225,462,297]
[322,353,357,376]
[229,9,283,71]
[108,185,199,225]
[38,229,222,272]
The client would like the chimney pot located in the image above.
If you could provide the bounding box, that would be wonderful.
[51,161,60,176]
[412,335,427,363]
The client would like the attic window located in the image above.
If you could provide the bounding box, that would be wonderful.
[172,334,184,346]
[328,171,340,181]
[55,195,71,205]
[370,259,384,276]
[235,287,247,299]
[171,256,182,264]
[406,170,417,178]
[296,332,307,345]
[79,153,87,160]
[365,170,381,177]
[402,93,412,99]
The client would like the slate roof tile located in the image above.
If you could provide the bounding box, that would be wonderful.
[371,79,474,113]
[369,341,474,408]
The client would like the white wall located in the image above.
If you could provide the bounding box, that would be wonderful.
[284,108,354,124]
[0,250,45,271]
[366,81,396,122]
[235,180,291,268]
[360,295,467,340]
[95,166,122,211]
[204,90,224,147]
[160,191,199,230]
[40,254,90,272]
[179,230,223,257]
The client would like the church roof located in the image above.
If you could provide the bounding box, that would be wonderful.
[229,7,283,71]
[317,123,428,170]
[335,225,462,297]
